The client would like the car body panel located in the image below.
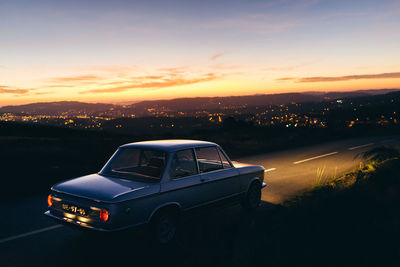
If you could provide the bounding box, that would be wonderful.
[198,167,241,202]
[52,173,160,203]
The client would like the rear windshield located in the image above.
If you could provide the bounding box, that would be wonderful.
[100,148,167,181]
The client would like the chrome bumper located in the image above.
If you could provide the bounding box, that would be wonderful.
[44,210,145,232]
[44,210,108,232]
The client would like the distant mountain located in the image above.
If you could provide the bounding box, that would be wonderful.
[1,89,399,116]
[303,89,400,98]
[123,89,400,115]
[0,101,115,115]
[128,93,323,111]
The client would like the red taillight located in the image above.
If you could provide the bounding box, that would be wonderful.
[100,209,109,222]
[47,195,53,207]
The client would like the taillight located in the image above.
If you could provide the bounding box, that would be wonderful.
[100,209,109,222]
[47,195,53,207]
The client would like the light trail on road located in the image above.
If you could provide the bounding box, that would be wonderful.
[348,143,374,150]
[293,151,339,165]
[0,225,63,244]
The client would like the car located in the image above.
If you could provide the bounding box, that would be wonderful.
[44,139,266,243]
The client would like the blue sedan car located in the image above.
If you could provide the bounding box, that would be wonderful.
[45,140,266,243]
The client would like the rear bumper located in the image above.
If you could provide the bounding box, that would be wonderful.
[44,210,110,232]
[44,210,145,232]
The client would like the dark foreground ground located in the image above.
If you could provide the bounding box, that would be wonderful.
[1,121,399,266]
[2,157,399,267]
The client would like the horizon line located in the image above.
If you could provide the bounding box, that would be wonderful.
[1,88,399,108]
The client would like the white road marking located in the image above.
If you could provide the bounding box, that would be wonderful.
[264,168,277,172]
[293,152,339,165]
[0,224,63,244]
[348,143,374,150]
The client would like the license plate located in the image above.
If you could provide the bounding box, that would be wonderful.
[62,203,88,216]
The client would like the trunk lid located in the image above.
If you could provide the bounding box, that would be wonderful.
[52,173,158,202]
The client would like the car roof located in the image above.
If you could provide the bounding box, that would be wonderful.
[120,139,218,152]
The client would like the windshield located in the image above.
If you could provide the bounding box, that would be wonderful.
[100,148,167,181]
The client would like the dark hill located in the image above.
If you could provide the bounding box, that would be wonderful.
[0,101,115,115]
[1,89,399,115]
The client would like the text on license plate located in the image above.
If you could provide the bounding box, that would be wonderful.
[62,204,87,216]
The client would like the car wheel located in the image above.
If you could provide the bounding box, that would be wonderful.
[152,211,178,244]
[242,182,261,211]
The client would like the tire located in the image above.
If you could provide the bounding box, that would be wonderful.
[151,210,178,244]
[242,182,262,211]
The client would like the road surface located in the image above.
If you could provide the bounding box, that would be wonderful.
[1,135,399,266]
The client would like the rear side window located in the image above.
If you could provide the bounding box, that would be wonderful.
[101,148,167,180]
[169,149,198,179]
[195,146,223,173]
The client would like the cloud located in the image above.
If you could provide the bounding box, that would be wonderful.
[210,52,227,61]
[80,73,219,94]
[277,72,400,83]
[276,77,296,81]
[0,85,31,95]
[44,84,77,88]
[32,91,52,95]
[157,67,187,75]
[48,75,101,83]
[129,75,165,80]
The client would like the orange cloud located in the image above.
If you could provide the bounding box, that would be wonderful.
[157,67,186,74]
[80,73,219,94]
[276,77,296,81]
[44,84,77,88]
[129,75,165,80]
[0,85,30,94]
[48,75,101,83]
[32,91,51,95]
[277,72,400,82]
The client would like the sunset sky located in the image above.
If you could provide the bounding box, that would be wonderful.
[1,0,400,106]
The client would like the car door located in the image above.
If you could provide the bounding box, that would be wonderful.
[160,148,208,210]
[194,146,240,203]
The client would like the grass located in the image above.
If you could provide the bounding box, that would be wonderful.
[310,146,398,194]
[314,165,327,189]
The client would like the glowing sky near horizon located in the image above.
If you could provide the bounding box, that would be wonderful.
[1,0,400,105]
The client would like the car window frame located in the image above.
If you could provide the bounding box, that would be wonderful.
[169,148,199,180]
[217,147,233,168]
[194,145,228,174]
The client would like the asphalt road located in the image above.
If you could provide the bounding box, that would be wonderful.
[241,135,399,204]
[1,135,399,266]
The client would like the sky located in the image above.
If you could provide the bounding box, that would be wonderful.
[1,0,400,106]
